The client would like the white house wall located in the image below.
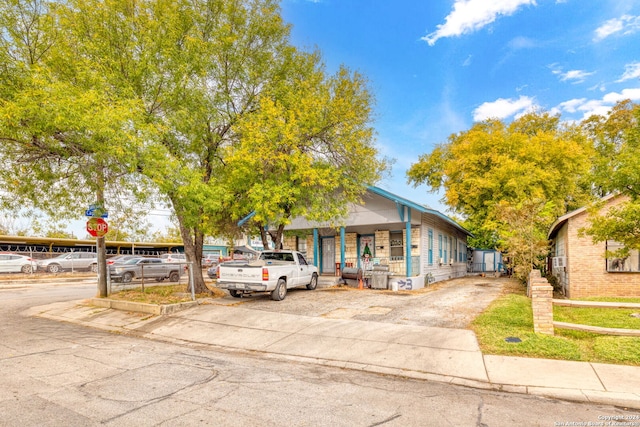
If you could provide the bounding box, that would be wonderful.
[420,213,468,282]
[286,193,421,231]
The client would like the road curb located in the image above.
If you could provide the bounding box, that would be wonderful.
[89,297,198,315]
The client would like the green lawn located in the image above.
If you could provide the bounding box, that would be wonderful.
[471,288,640,366]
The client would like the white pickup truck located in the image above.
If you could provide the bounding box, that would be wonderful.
[215,250,318,301]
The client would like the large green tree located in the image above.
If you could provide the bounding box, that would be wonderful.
[407,111,594,279]
[1,0,383,294]
[581,100,640,255]
[223,49,386,248]
[0,0,150,294]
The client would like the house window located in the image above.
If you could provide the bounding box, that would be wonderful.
[298,238,307,257]
[443,235,448,263]
[390,231,404,261]
[454,237,457,263]
[606,240,640,272]
[438,233,443,261]
[449,236,454,263]
[428,229,433,266]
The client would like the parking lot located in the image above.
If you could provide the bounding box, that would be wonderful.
[211,276,517,329]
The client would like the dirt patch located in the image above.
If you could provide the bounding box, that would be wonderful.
[214,276,519,329]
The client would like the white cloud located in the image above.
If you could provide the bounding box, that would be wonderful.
[553,89,640,120]
[556,98,588,114]
[473,95,536,121]
[507,36,537,50]
[594,15,640,41]
[557,69,594,83]
[602,88,640,104]
[617,62,640,82]
[422,0,537,46]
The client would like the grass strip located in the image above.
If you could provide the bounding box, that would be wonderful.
[471,289,640,366]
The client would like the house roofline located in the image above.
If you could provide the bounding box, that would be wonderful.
[367,186,472,236]
[547,194,619,239]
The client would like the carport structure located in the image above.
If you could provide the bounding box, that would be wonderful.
[282,186,471,287]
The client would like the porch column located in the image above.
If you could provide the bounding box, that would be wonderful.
[313,228,319,268]
[340,227,346,270]
[405,207,412,276]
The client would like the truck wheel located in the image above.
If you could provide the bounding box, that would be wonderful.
[169,272,180,282]
[89,263,98,273]
[122,272,133,283]
[306,274,318,290]
[271,278,287,301]
[229,290,242,298]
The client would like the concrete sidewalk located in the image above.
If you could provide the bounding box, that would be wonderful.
[27,299,640,410]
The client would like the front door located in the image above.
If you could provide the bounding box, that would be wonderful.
[321,237,335,274]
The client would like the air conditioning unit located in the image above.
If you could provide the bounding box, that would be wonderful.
[552,256,566,268]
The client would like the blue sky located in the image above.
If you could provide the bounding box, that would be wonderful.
[281,0,640,213]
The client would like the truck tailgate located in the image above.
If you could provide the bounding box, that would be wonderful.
[218,264,263,283]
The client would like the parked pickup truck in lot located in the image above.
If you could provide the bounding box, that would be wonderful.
[216,250,318,301]
[109,257,183,283]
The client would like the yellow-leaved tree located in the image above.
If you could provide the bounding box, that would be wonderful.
[407,111,594,281]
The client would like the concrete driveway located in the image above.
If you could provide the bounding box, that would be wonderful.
[212,276,517,329]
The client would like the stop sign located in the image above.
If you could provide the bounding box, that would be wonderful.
[86,217,109,237]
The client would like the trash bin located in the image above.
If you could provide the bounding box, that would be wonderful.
[370,265,389,289]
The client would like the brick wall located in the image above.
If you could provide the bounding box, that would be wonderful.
[306,235,315,265]
[375,230,389,260]
[564,198,640,298]
[282,236,297,251]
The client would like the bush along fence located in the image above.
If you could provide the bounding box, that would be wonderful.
[528,270,640,337]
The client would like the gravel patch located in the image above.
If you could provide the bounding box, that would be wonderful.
[213,276,519,329]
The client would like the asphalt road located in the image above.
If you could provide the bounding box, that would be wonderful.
[1,279,638,426]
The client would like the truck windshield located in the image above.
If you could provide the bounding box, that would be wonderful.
[260,252,294,262]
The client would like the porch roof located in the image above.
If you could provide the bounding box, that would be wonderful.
[367,186,471,236]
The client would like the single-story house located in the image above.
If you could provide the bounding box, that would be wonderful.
[548,194,640,298]
[280,186,472,290]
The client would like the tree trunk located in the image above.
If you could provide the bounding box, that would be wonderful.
[177,219,208,294]
[96,169,108,297]
[260,225,271,250]
[270,224,285,249]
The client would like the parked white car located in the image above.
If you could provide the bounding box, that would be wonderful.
[0,253,36,274]
[37,252,98,273]
[160,253,187,263]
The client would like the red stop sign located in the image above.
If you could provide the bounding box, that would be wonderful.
[87,217,109,237]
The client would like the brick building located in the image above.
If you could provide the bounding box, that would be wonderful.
[548,195,640,298]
